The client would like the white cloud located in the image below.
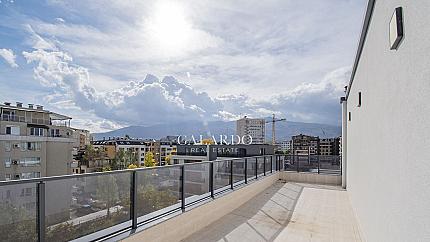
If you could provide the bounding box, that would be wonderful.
[0,48,18,68]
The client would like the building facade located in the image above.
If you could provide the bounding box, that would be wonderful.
[0,102,75,181]
[342,1,430,241]
[291,134,319,155]
[276,140,291,153]
[319,138,340,156]
[236,116,266,144]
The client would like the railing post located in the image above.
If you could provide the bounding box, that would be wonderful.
[181,165,186,212]
[131,171,138,229]
[318,155,320,174]
[37,182,45,242]
[270,156,273,173]
[244,158,248,184]
[255,157,258,179]
[230,160,234,190]
[263,156,266,176]
[210,162,214,198]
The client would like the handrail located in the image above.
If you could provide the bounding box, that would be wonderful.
[0,154,281,242]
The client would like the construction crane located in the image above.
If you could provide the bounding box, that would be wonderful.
[266,114,286,145]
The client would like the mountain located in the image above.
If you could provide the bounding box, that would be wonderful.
[93,119,341,141]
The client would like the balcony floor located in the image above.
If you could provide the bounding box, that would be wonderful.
[181,181,362,242]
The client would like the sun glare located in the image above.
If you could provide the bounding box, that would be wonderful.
[147,1,192,55]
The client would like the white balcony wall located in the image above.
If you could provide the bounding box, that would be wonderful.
[346,0,430,241]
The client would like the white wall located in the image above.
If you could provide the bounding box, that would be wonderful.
[346,0,430,241]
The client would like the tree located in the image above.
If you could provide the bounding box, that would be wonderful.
[165,155,172,165]
[144,152,156,167]
[128,164,138,169]
[96,175,119,218]
[201,138,215,145]
[137,185,178,215]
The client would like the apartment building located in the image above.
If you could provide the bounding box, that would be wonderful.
[319,138,340,156]
[276,140,291,153]
[236,116,266,144]
[341,1,430,241]
[0,102,75,181]
[291,134,319,155]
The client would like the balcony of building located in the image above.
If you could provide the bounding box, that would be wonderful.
[0,155,352,242]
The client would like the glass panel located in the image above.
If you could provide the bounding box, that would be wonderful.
[232,159,245,184]
[45,173,131,242]
[265,157,271,173]
[136,167,181,221]
[257,157,265,176]
[319,155,341,173]
[0,183,37,242]
[184,163,210,204]
[213,160,230,191]
[246,158,257,180]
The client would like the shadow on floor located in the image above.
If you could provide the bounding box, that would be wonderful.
[182,181,306,242]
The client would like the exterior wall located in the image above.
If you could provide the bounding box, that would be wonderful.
[236,117,266,144]
[346,1,430,241]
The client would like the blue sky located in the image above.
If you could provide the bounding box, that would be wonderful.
[0,0,366,132]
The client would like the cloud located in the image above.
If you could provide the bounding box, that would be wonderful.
[0,48,18,68]
[22,47,226,126]
[1,0,364,131]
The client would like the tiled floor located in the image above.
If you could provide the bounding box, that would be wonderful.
[182,182,362,242]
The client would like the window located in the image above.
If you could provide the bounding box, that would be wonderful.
[358,92,362,107]
[20,142,27,151]
[5,142,11,152]
[20,157,41,167]
[30,127,44,136]
[50,129,60,137]
[27,142,41,151]
[5,126,20,135]
[20,172,40,180]
[348,112,351,121]
[4,158,11,168]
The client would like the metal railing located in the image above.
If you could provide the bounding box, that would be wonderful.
[0,154,283,242]
[1,114,50,125]
[281,154,341,175]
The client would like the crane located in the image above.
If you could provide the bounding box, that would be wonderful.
[266,114,286,145]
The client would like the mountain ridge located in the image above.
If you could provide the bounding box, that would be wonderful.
[93,120,341,141]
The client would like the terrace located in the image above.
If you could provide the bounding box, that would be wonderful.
[0,155,355,242]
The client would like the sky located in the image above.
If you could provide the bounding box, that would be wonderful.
[0,0,366,133]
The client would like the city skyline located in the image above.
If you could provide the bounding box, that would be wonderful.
[0,0,366,132]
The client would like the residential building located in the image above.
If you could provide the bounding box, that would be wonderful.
[340,1,430,241]
[276,140,291,153]
[319,138,340,156]
[291,134,319,155]
[0,102,75,181]
[236,116,266,144]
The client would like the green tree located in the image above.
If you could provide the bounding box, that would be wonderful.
[144,152,156,167]
[137,185,178,214]
[96,175,119,218]
[165,154,172,165]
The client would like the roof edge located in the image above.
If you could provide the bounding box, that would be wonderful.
[346,0,376,100]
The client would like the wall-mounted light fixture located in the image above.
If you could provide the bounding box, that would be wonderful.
[389,7,404,50]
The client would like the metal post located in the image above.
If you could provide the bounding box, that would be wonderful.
[37,182,45,242]
[131,171,138,229]
[263,156,266,176]
[255,157,258,179]
[318,156,320,174]
[244,158,248,184]
[270,156,273,173]
[230,160,234,190]
[296,155,299,172]
[181,165,186,212]
[210,162,214,198]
